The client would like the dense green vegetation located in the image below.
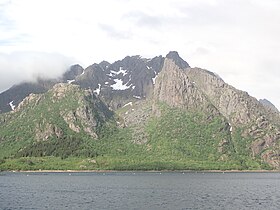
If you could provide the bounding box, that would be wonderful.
[0,99,271,171]
[0,84,110,160]
[15,135,98,159]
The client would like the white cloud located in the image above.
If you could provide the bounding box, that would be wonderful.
[0,0,280,109]
[0,51,76,92]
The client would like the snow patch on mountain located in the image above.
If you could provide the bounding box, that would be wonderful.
[93,84,101,95]
[133,95,141,99]
[111,79,131,90]
[118,67,128,76]
[123,102,133,107]
[110,67,128,76]
[152,71,158,85]
[9,101,16,111]
[67,79,75,84]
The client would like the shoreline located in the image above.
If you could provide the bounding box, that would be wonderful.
[2,169,279,173]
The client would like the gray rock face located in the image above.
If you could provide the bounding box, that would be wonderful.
[121,100,152,145]
[154,58,212,111]
[186,68,263,125]
[35,123,64,141]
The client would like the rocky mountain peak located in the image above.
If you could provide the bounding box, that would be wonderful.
[99,61,111,69]
[166,51,190,69]
[63,64,84,81]
[154,58,213,112]
[259,99,279,113]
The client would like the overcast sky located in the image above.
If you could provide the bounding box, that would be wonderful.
[0,0,280,109]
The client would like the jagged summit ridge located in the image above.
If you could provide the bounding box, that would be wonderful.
[259,99,279,113]
[0,51,187,113]
[166,51,190,69]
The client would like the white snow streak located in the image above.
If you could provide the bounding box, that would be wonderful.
[123,102,133,107]
[67,79,75,84]
[133,95,141,99]
[152,71,158,85]
[152,75,158,85]
[93,84,101,95]
[9,101,16,111]
[109,67,128,76]
[118,67,128,76]
[229,122,233,133]
[110,70,118,75]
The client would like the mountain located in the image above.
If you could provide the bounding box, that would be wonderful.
[0,51,280,170]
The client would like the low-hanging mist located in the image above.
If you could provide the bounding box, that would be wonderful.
[0,51,77,93]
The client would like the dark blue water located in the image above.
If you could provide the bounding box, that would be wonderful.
[0,172,280,210]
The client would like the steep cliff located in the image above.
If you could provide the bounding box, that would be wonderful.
[186,68,280,168]
[154,59,216,112]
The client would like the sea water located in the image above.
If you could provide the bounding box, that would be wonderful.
[0,172,280,209]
